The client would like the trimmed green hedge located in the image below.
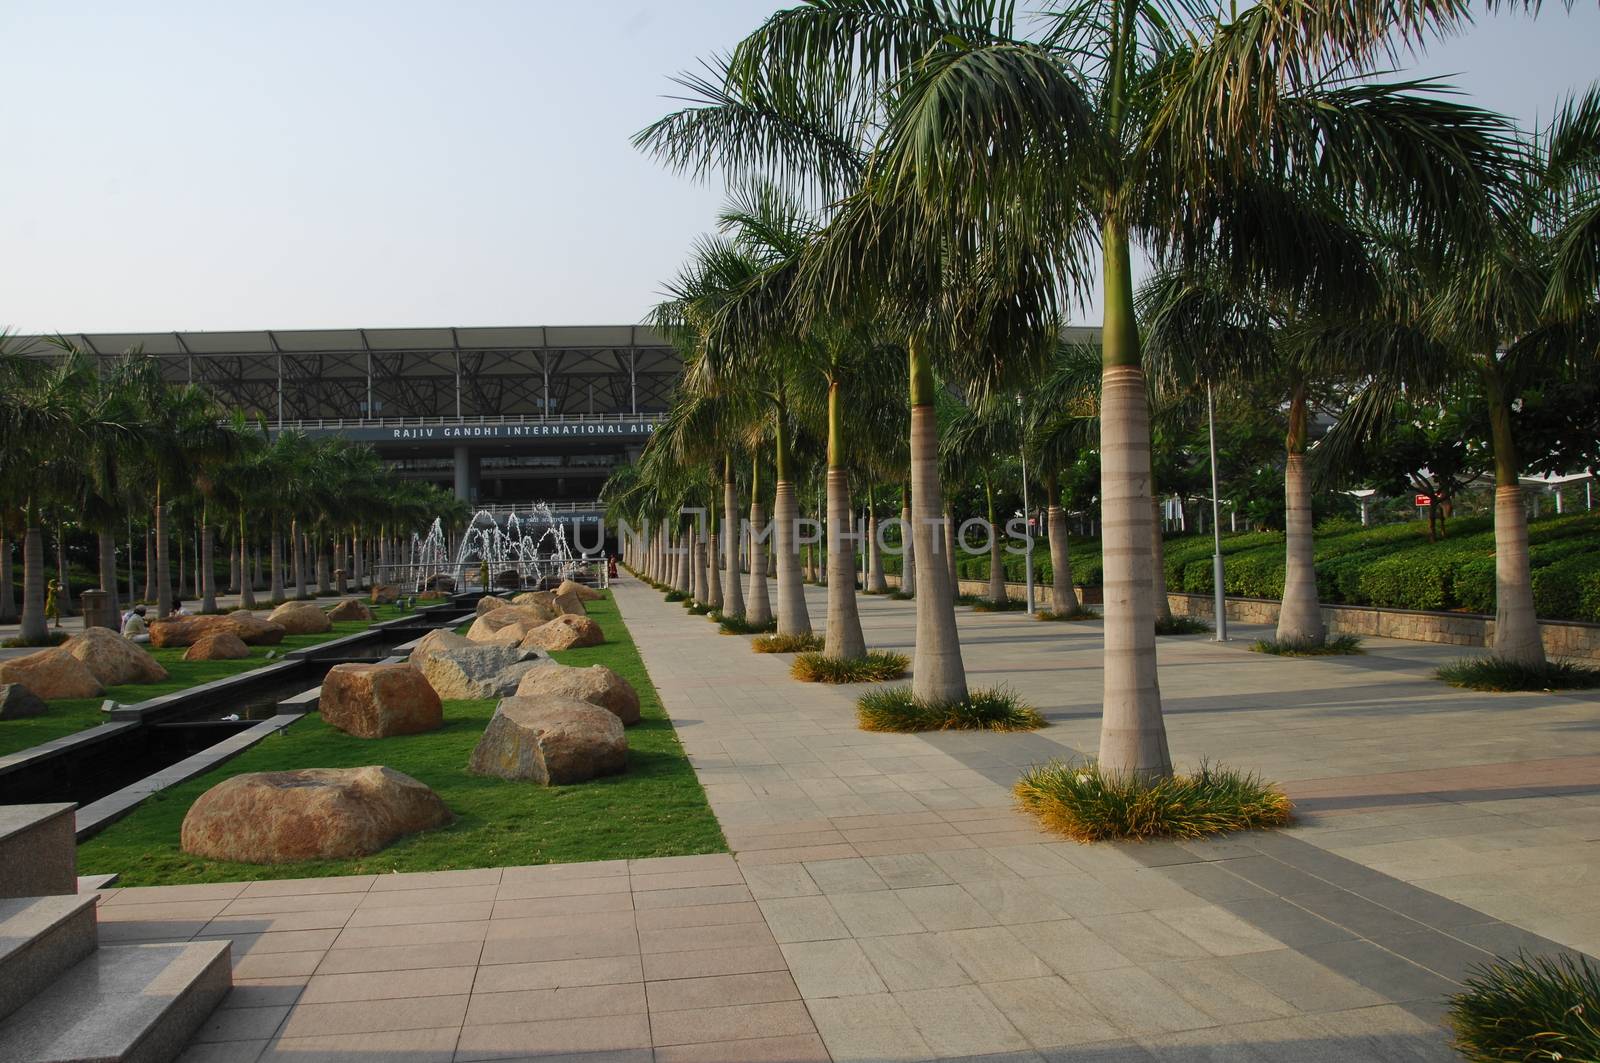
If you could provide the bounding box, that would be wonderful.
[947,513,1600,623]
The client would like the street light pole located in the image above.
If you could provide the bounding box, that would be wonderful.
[1017,394,1034,615]
[1207,383,1228,642]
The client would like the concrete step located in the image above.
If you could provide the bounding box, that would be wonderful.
[0,804,77,898]
[78,873,119,892]
[0,940,232,1063]
[0,894,99,1021]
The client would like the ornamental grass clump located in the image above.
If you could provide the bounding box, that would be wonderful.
[718,614,776,635]
[1251,634,1365,656]
[791,651,909,684]
[1037,606,1098,622]
[663,590,687,603]
[1155,615,1212,636]
[685,601,714,615]
[1448,952,1600,1062]
[752,633,824,654]
[1014,760,1292,842]
[857,685,1044,733]
[1437,656,1600,692]
[971,598,1027,613]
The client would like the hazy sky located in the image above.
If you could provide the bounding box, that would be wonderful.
[2,1,1596,335]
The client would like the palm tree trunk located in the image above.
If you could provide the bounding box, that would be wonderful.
[943,503,959,590]
[142,526,155,602]
[0,534,18,624]
[1276,388,1324,643]
[986,477,1006,603]
[900,488,915,598]
[318,535,332,596]
[97,530,120,619]
[200,503,217,614]
[823,380,866,658]
[292,522,307,600]
[154,486,173,617]
[772,411,811,636]
[175,523,188,601]
[722,457,745,619]
[270,519,285,603]
[909,338,966,702]
[20,512,48,644]
[746,455,773,627]
[56,523,76,615]
[240,511,257,609]
[1486,369,1544,666]
[1046,475,1078,615]
[1151,497,1172,623]
[691,524,708,604]
[1096,228,1171,782]
[866,484,889,595]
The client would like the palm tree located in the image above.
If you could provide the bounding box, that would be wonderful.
[1026,339,1102,615]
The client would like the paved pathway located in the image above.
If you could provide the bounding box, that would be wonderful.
[80,575,1597,1062]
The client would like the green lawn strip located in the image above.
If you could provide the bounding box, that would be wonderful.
[0,604,417,758]
[76,593,725,885]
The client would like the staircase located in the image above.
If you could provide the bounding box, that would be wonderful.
[0,804,232,1063]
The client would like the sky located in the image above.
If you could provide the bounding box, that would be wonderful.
[2,0,1597,336]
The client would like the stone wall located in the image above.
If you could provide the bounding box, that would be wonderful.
[878,573,1600,661]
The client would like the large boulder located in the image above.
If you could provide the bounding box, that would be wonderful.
[61,627,169,686]
[0,683,48,720]
[407,628,476,665]
[184,631,251,661]
[514,663,640,726]
[468,696,627,785]
[520,615,604,652]
[320,663,442,738]
[370,584,400,605]
[148,613,285,648]
[269,600,333,635]
[326,598,373,622]
[0,650,103,700]
[180,766,452,863]
[552,591,587,616]
[417,644,550,700]
[474,595,512,617]
[556,579,604,602]
[467,605,555,643]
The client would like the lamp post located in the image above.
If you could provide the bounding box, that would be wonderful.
[1017,395,1034,615]
[1206,384,1228,642]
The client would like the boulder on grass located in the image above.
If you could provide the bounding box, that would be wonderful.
[417,644,549,700]
[180,765,452,863]
[520,615,604,652]
[184,632,251,662]
[513,663,640,726]
[148,613,285,648]
[326,598,373,622]
[320,663,443,738]
[0,683,48,720]
[467,605,555,642]
[407,628,476,665]
[370,584,400,605]
[0,650,103,700]
[551,591,586,616]
[556,579,604,602]
[475,595,512,617]
[468,696,626,785]
[269,600,333,635]
[61,627,169,686]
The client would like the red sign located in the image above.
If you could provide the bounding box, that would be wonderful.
[1415,494,1432,507]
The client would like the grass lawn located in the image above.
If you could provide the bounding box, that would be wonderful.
[0,603,417,758]
[76,593,726,884]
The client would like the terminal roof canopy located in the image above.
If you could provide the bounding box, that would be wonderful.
[10,324,672,357]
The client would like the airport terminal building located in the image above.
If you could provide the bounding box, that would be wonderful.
[15,325,682,519]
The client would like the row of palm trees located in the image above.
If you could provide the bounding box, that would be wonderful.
[609,0,1599,781]
[0,339,463,644]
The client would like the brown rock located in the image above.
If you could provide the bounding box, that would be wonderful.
[180,765,452,863]
[513,663,640,726]
[148,613,286,648]
[269,600,334,635]
[551,591,587,616]
[519,615,604,652]
[0,649,104,700]
[61,627,169,686]
[184,632,252,661]
[556,579,604,602]
[320,663,443,738]
[326,598,373,622]
[407,628,476,665]
[0,683,48,720]
[474,595,512,617]
[370,584,400,604]
[468,696,627,785]
[511,591,552,608]
[467,605,555,642]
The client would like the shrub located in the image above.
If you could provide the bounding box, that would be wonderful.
[971,597,1027,612]
[1251,634,1364,656]
[1155,615,1212,636]
[1436,656,1600,692]
[1449,952,1600,1063]
[685,601,714,615]
[718,614,776,635]
[857,685,1044,732]
[752,632,824,653]
[888,591,914,601]
[1037,606,1098,622]
[1,631,72,648]
[1014,760,1293,842]
[792,650,910,683]
[663,590,686,602]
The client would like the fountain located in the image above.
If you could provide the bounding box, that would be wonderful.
[399,504,597,593]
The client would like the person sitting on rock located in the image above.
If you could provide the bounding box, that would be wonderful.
[166,600,190,619]
[122,605,150,643]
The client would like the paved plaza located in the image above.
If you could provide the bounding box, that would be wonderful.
[81,577,1598,1062]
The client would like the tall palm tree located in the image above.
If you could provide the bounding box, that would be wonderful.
[1026,339,1102,616]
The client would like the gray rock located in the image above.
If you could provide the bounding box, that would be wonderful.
[468,696,627,785]
[416,644,551,700]
[0,683,47,720]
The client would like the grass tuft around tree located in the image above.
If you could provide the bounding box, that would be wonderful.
[1155,615,1212,636]
[1014,760,1292,842]
[716,613,776,635]
[1448,952,1600,1063]
[791,650,909,684]
[1436,656,1600,692]
[752,632,824,653]
[858,686,1043,733]
[75,596,725,884]
[1251,635,1365,656]
[1036,606,1098,622]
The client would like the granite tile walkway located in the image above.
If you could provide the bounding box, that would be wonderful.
[87,574,1598,1062]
